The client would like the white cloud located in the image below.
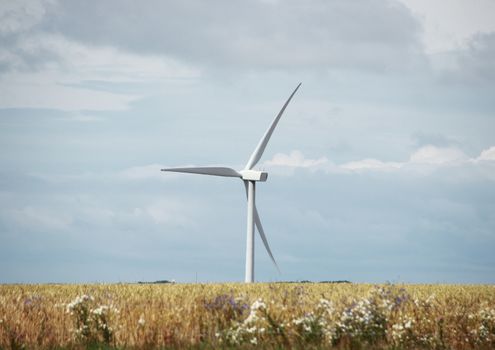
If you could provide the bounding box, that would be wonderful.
[475,146,495,162]
[264,145,495,176]
[340,158,402,171]
[409,145,468,165]
[265,150,327,168]
[31,146,494,188]
[263,150,329,176]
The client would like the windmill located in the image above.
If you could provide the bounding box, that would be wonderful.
[161,83,301,283]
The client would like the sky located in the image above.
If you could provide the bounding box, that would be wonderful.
[1,0,494,284]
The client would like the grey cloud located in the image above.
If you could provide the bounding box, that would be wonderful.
[0,0,57,72]
[434,32,495,85]
[0,0,52,36]
[38,0,422,72]
[0,35,62,73]
[458,32,495,83]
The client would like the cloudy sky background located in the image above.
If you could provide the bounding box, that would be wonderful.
[1,0,494,283]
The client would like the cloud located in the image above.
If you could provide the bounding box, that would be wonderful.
[264,145,495,176]
[409,145,468,165]
[41,0,422,72]
[0,72,138,110]
[476,146,495,162]
[0,0,53,35]
[0,32,200,110]
[1,0,494,284]
[457,32,495,83]
[431,32,495,84]
[265,150,327,168]
[340,158,402,171]
[396,0,495,54]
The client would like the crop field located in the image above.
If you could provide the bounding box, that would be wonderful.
[0,283,494,349]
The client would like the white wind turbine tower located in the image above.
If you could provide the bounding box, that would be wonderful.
[161,83,301,283]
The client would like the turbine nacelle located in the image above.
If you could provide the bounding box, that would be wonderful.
[239,170,268,182]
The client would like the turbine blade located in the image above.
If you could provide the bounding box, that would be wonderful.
[243,181,280,273]
[161,167,241,178]
[254,205,280,273]
[244,83,302,170]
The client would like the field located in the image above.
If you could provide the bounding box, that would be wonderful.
[1,283,494,349]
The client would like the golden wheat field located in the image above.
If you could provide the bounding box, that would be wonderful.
[0,283,494,349]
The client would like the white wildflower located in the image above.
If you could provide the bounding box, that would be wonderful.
[246,326,257,333]
[293,317,303,325]
[243,299,266,325]
[92,305,109,316]
[66,294,94,313]
[251,299,266,311]
[244,311,258,324]
[391,316,414,343]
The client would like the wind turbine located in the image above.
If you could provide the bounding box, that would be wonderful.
[161,83,301,283]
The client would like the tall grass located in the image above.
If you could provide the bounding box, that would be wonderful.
[0,283,494,349]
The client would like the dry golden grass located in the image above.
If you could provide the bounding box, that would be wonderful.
[0,283,494,349]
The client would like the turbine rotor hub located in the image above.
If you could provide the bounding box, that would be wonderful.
[239,170,268,182]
